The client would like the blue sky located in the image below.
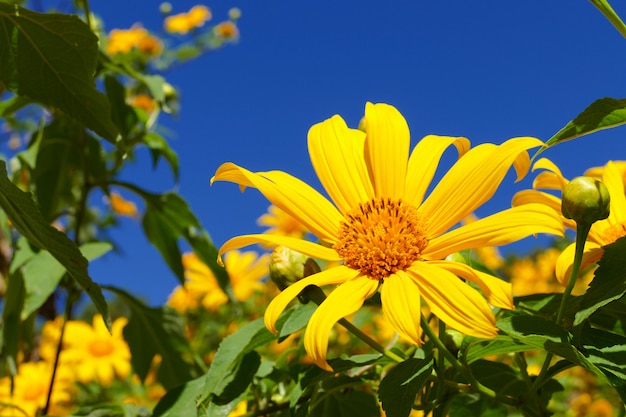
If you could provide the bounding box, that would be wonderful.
[87,1,626,305]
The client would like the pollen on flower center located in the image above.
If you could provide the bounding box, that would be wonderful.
[334,198,428,280]
[604,222,626,245]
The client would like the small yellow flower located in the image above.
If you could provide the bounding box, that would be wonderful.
[176,250,270,311]
[258,205,309,239]
[0,361,73,417]
[109,191,139,217]
[164,5,212,34]
[106,25,160,55]
[212,102,564,369]
[129,94,157,113]
[514,159,626,285]
[62,315,131,386]
[214,21,239,40]
[167,284,202,313]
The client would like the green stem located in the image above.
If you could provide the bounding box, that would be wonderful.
[419,315,516,405]
[300,285,405,364]
[526,221,592,402]
[590,0,626,38]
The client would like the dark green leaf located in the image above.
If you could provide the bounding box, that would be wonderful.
[0,4,118,141]
[143,132,179,181]
[535,97,626,159]
[32,117,82,220]
[278,303,315,339]
[575,236,626,326]
[379,355,433,417]
[129,187,230,295]
[308,375,380,417]
[213,350,260,405]
[103,286,197,390]
[152,374,205,417]
[104,75,138,140]
[201,317,276,402]
[463,336,535,364]
[2,269,25,377]
[0,160,110,328]
[448,393,509,417]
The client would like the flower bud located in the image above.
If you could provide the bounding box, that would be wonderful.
[269,246,308,291]
[561,176,610,225]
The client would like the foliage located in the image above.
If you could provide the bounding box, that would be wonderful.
[0,1,625,417]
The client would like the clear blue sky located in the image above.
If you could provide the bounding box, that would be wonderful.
[87,1,626,305]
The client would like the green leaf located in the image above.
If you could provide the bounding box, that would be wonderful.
[578,326,626,404]
[103,286,197,390]
[104,75,138,140]
[2,269,25,377]
[213,350,260,405]
[152,374,205,417]
[535,97,626,159]
[0,4,118,141]
[201,317,276,402]
[308,375,380,417]
[32,117,82,220]
[0,160,110,328]
[463,336,535,364]
[448,393,510,417]
[128,187,230,295]
[143,132,180,181]
[379,355,433,417]
[575,236,626,326]
[278,303,315,339]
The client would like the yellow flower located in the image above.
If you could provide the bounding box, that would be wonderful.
[513,159,626,285]
[258,205,309,239]
[62,315,131,386]
[180,250,270,311]
[109,191,139,217]
[164,5,212,34]
[0,361,73,417]
[167,284,202,313]
[214,21,239,40]
[212,102,564,369]
[106,25,160,55]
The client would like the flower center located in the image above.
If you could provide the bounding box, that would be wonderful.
[334,198,428,280]
[603,222,626,245]
[89,339,114,357]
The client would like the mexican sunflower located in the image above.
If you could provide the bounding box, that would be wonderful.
[211,102,563,370]
[513,158,626,285]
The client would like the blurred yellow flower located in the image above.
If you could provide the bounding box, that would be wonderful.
[258,205,309,239]
[514,159,626,285]
[109,191,139,217]
[170,250,270,312]
[0,361,73,417]
[212,102,563,370]
[129,94,157,113]
[106,25,161,55]
[164,5,212,34]
[214,21,239,40]
[62,315,131,386]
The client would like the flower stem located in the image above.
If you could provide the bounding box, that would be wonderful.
[300,285,405,364]
[589,0,626,39]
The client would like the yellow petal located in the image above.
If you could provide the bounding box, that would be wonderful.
[427,260,513,309]
[425,203,564,260]
[362,102,410,199]
[555,242,603,286]
[420,137,543,237]
[264,265,358,334]
[532,158,568,191]
[307,115,374,213]
[381,271,422,345]
[218,234,342,265]
[407,262,497,338]
[304,276,379,370]
[405,135,470,207]
[512,190,576,231]
[603,161,626,225]
[212,162,342,242]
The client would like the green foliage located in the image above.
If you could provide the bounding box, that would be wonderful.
[0,3,118,141]
[379,355,433,417]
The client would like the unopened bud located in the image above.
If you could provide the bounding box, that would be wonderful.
[561,176,610,225]
[269,246,308,291]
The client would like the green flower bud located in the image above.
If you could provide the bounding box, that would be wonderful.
[444,329,464,355]
[561,176,610,225]
[269,246,308,291]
